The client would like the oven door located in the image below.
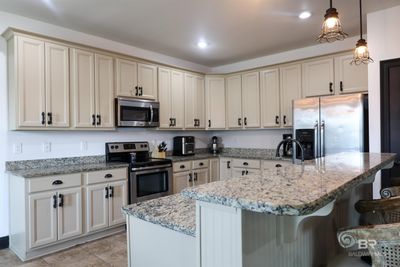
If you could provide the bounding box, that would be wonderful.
[116,98,159,127]
[129,166,172,203]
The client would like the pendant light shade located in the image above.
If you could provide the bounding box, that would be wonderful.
[351,0,373,65]
[317,0,348,43]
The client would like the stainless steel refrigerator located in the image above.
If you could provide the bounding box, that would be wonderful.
[293,93,368,159]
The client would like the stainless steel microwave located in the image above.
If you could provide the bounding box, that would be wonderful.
[115,97,160,127]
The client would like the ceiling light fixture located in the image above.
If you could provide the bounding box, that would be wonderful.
[197,41,208,49]
[299,11,311,19]
[351,0,373,65]
[317,0,347,43]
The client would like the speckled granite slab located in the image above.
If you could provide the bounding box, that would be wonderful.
[122,194,196,237]
[182,153,396,216]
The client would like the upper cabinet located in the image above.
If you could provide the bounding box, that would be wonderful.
[241,71,260,128]
[158,67,185,129]
[302,58,334,97]
[334,54,368,94]
[115,58,157,100]
[205,76,226,129]
[280,63,302,128]
[185,73,205,129]
[226,75,242,129]
[260,68,280,128]
[71,49,114,129]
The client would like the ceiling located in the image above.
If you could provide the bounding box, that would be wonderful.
[0,0,399,67]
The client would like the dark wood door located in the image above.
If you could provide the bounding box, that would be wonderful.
[381,58,400,186]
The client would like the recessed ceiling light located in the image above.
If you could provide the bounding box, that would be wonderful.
[299,11,311,19]
[197,41,208,49]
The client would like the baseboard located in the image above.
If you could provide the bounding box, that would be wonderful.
[0,236,9,250]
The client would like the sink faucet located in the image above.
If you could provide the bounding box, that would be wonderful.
[275,138,305,164]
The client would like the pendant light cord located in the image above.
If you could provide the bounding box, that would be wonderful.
[359,0,363,39]
[330,0,333,8]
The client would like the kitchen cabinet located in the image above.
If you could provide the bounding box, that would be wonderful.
[7,35,70,129]
[205,76,226,129]
[158,68,184,129]
[242,71,261,128]
[260,68,281,127]
[280,63,302,128]
[219,158,232,181]
[263,160,291,170]
[230,158,261,178]
[71,49,114,129]
[185,73,205,129]
[334,54,368,94]
[173,171,191,194]
[302,58,334,97]
[209,158,220,182]
[232,168,261,177]
[226,75,243,129]
[115,59,158,100]
[172,159,211,193]
[193,168,209,186]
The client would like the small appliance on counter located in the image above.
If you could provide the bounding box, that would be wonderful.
[210,136,220,155]
[282,134,293,158]
[173,136,195,156]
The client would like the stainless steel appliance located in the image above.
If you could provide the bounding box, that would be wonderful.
[293,93,369,159]
[105,142,172,203]
[173,136,195,156]
[210,136,220,155]
[115,97,159,127]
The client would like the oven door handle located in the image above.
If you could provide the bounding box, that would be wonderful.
[150,104,154,123]
[132,166,172,174]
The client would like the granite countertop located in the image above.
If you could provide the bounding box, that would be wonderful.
[122,194,196,237]
[182,152,396,216]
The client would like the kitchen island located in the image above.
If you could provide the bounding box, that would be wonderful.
[123,152,395,267]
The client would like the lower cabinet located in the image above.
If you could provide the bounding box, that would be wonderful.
[172,159,213,193]
[209,158,220,182]
[219,158,232,181]
[232,168,261,177]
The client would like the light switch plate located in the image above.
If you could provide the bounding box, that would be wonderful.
[43,142,51,153]
[13,143,22,154]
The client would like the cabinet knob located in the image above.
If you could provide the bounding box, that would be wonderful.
[199,162,204,166]
[243,162,249,166]
[275,164,282,168]
[180,165,185,169]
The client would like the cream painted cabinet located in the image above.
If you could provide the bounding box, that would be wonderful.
[205,76,226,129]
[334,54,368,94]
[280,64,302,127]
[242,71,261,128]
[209,158,220,182]
[185,74,205,129]
[115,58,157,100]
[226,75,243,129]
[260,68,281,127]
[193,168,209,186]
[71,49,114,129]
[108,180,128,226]
[56,188,83,241]
[173,171,191,194]
[158,68,184,129]
[219,158,232,181]
[302,58,334,97]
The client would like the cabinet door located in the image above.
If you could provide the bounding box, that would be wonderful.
[71,49,95,128]
[335,54,368,94]
[45,42,69,128]
[57,188,82,240]
[137,63,158,100]
[195,76,206,128]
[158,68,172,128]
[280,64,302,128]
[242,72,261,128]
[173,171,191,194]
[206,76,226,129]
[16,36,46,127]
[219,158,232,181]
[184,74,196,129]
[209,159,220,182]
[108,180,128,226]
[193,168,209,186]
[260,68,281,127]
[28,191,57,248]
[86,184,109,232]
[302,58,334,97]
[115,58,137,97]
[226,75,243,129]
[95,54,114,128]
[171,70,185,129]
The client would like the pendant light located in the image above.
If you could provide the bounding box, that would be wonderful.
[317,0,348,43]
[351,0,373,65]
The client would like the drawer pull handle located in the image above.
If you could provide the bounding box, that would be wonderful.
[58,194,64,207]
[246,170,249,175]
[243,162,249,166]
[52,180,63,185]
[109,186,114,198]
[275,164,282,168]
[180,165,185,169]
[105,174,113,178]
[199,162,204,166]
[53,195,57,209]
[105,187,109,198]
[227,161,231,169]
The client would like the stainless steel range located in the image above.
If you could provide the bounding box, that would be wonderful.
[105,142,173,203]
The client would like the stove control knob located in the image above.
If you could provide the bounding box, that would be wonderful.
[140,144,144,148]
[115,145,119,149]
[110,146,115,149]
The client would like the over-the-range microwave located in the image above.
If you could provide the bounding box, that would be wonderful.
[115,97,160,127]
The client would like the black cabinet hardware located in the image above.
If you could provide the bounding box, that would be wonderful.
[197,119,200,126]
[246,170,249,175]
[243,162,249,166]
[105,173,113,178]
[275,164,282,168]
[194,173,198,182]
[139,87,143,96]
[169,118,173,127]
[208,120,211,127]
[283,115,287,125]
[97,115,101,125]
[242,170,245,176]
[244,117,247,126]
[172,118,176,126]
[275,116,279,125]
[135,86,139,96]
[47,112,52,125]
[188,173,193,182]
[180,165,185,169]
[58,194,64,207]
[109,186,114,198]
[53,195,57,209]
[105,187,109,198]
[227,161,231,169]
[329,82,333,93]
[92,114,96,126]
[52,180,63,185]
[238,118,242,126]
[340,81,343,92]
[41,112,45,125]
[199,162,204,166]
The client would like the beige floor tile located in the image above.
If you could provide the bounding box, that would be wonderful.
[18,258,50,267]
[0,248,25,266]
[94,244,127,266]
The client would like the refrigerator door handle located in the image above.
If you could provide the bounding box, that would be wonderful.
[321,120,325,157]
[314,120,319,158]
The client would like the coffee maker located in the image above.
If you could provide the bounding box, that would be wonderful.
[210,136,220,155]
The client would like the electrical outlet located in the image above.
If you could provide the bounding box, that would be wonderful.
[13,143,22,154]
[80,141,88,151]
[43,142,51,153]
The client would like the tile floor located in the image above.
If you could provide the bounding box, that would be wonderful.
[0,232,127,267]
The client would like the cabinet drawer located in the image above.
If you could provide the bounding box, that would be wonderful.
[263,160,291,169]
[192,159,209,169]
[28,173,82,193]
[231,159,260,169]
[85,168,127,185]
[173,161,191,172]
